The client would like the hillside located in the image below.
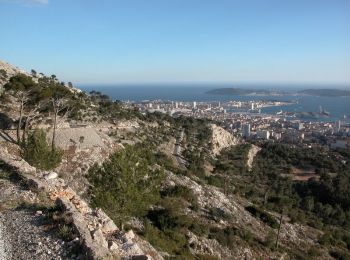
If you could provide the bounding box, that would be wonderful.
[1,60,350,259]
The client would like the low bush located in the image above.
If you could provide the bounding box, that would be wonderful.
[161,185,196,201]
[208,226,237,249]
[245,205,279,228]
[189,221,209,237]
[142,221,190,257]
[208,207,231,221]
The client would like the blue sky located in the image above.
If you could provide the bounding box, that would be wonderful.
[0,0,349,85]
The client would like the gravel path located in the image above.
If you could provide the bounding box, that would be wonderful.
[0,174,73,260]
[0,210,70,260]
[0,215,9,260]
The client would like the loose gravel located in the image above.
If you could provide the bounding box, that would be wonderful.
[0,209,71,260]
[0,215,9,260]
[0,174,74,260]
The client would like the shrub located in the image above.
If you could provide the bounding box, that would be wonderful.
[307,246,322,257]
[208,207,231,221]
[142,221,190,256]
[58,224,74,241]
[329,250,350,260]
[208,226,237,249]
[245,205,279,228]
[161,185,196,202]
[264,230,276,249]
[21,129,63,170]
[88,144,164,226]
[189,221,209,237]
[206,175,225,188]
[196,254,220,260]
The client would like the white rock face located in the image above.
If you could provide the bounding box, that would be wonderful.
[0,147,36,174]
[115,120,140,129]
[210,124,239,155]
[246,144,261,171]
[49,128,109,149]
[0,60,30,84]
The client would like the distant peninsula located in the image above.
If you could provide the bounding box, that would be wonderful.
[205,88,287,96]
[298,89,350,97]
[206,88,350,97]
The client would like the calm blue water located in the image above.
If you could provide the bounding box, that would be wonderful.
[79,85,350,123]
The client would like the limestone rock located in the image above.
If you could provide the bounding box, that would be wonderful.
[246,144,261,171]
[44,172,58,180]
[210,124,239,155]
[125,230,135,241]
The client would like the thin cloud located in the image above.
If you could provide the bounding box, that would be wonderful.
[0,0,49,6]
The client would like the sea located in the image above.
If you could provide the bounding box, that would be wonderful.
[78,84,350,123]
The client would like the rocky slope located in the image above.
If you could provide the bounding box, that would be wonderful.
[164,171,326,259]
[0,60,30,85]
[210,124,239,155]
[0,147,162,259]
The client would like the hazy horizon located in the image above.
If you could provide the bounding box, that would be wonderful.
[1,0,349,85]
[78,82,350,90]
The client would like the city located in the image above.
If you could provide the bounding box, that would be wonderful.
[128,99,350,150]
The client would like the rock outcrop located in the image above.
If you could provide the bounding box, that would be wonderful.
[0,148,163,260]
[246,144,261,171]
[210,124,239,155]
[0,60,30,87]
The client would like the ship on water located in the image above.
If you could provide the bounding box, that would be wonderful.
[319,106,330,116]
[290,105,331,120]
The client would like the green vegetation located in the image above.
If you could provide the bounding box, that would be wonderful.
[88,90,143,121]
[245,205,279,228]
[208,226,254,248]
[21,129,63,170]
[249,143,350,228]
[88,143,164,226]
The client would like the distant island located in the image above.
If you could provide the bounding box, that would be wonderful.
[206,88,350,97]
[205,88,287,96]
[298,89,350,97]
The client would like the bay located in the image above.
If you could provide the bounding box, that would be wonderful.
[79,85,350,123]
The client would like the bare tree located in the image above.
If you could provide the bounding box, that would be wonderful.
[275,210,284,249]
[21,101,45,143]
[51,97,70,149]
[4,74,38,143]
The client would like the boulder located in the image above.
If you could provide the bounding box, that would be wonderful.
[44,172,58,180]
[125,230,135,241]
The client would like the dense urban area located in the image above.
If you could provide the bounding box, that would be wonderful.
[130,99,350,151]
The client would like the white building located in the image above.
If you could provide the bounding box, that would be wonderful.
[336,120,341,132]
[271,132,282,140]
[257,130,270,140]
